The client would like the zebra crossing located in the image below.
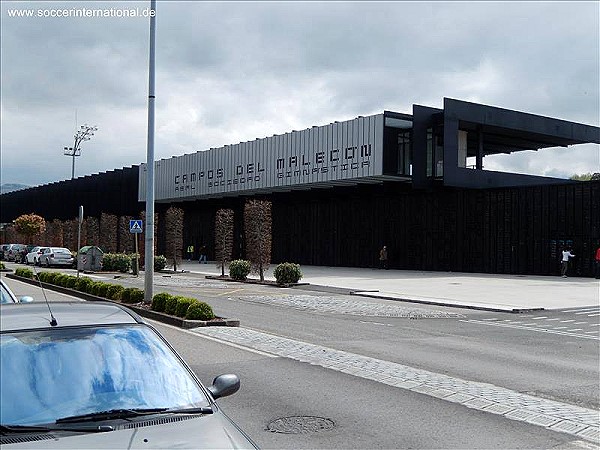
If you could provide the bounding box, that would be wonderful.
[460,306,600,340]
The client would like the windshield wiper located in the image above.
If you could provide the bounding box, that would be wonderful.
[1,424,114,435]
[56,408,168,424]
[165,406,213,415]
[55,406,213,425]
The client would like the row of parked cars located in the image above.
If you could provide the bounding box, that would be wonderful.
[0,243,75,267]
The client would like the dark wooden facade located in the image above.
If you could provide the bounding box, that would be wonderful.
[2,170,599,277]
[179,180,600,277]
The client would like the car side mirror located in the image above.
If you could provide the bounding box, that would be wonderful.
[18,296,34,303]
[208,374,240,400]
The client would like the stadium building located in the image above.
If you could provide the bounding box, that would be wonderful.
[2,98,599,276]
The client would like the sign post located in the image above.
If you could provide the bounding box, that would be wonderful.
[130,220,143,277]
[77,206,83,278]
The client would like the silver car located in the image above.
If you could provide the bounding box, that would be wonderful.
[0,301,257,449]
[25,247,48,266]
[39,247,74,267]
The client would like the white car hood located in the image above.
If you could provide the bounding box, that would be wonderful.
[3,413,256,449]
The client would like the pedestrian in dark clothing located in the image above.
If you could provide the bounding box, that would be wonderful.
[379,246,388,270]
[594,245,600,279]
[198,245,207,264]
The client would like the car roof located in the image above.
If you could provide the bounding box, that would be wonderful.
[0,301,143,332]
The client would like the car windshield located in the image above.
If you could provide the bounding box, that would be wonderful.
[0,325,209,426]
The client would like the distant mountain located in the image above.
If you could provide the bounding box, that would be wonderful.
[1,183,30,194]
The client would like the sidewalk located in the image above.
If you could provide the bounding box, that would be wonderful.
[177,261,600,313]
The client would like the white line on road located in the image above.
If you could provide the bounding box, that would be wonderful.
[146,319,278,358]
[460,319,599,340]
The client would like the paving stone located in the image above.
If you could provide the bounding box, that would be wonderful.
[193,327,600,443]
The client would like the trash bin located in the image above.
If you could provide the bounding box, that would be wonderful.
[77,246,104,271]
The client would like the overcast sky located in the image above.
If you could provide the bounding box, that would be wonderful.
[1,1,598,187]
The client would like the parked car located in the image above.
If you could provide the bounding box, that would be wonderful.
[0,301,257,449]
[0,278,33,304]
[39,247,75,267]
[25,246,48,265]
[4,244,27,262]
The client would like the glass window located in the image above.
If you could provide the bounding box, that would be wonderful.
[397,130,411,175]
[426,128,433,177]
[1,325,209,426]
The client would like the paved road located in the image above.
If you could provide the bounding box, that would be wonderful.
[153,320,598,449]
[2,265,599,447]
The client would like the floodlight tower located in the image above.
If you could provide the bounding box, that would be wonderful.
[64,124,98,179]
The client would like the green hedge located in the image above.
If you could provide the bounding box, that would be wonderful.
[121,287,144,304]
[164,295,180,315]
[154,255,167,271]
[274,262,303,285]
[175,297,196,318]
[101,253,133,273]
[95,283,110,298]
[106,284,125,301]
[15,268,34,279]
[151,292,172,312]
[229,259,251,280]
[75,277,93,293]
[65,276,78,289]
[185,301,215,320]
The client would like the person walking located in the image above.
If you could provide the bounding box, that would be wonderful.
[594,245,600,279]
[186,244,194,261]
[198,244,207,264]
[379,245,388,270]
[560,247,575,277]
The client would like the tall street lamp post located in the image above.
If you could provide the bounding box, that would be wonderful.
[64,124,98,179]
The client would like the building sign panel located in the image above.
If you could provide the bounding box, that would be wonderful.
[139,113,384,202]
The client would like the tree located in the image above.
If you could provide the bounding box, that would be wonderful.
[164,206,184,271]
[244,200,272,281]
[214,209,235,277]
[570,172,600,181]
[13,213,46,244]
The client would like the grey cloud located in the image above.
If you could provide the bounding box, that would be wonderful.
[1,1,598,186]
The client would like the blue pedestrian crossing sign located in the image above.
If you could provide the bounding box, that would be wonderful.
[129,220,143,233]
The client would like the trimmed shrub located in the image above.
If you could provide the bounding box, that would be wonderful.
[274,262,303,285]
[65,276,78,289]
[121,287,134,303]
[106,284,125,301]
[15,268,34,279]
[129,288,144,303]
[75,277,94,293]
[121,287,144,304]
[175,297,195,318]
[101,253,132,273]
[88,281,103,296]
[164,295,181,316]
[37,271,52,283]
[229,259,251,281]
[36,271,47,282]
[154,255,167,271]
[54,274,70,287]
[151,292,172,312]
[185,301,215,321]
[95,283,111,298]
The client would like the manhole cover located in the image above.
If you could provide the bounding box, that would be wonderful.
[266,416,335,434]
